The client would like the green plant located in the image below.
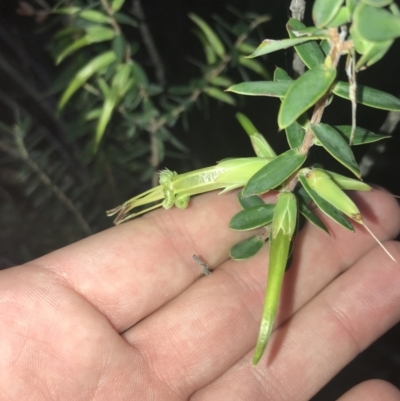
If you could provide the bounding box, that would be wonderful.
[108,0,400,364]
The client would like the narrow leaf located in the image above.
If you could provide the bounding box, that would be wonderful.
[111,0,126,12]
[310,123,360,177]
[230,204,275,231]
[236,113,276,158]
[334,125,389,144]
[319,169,372,191]
[312,0,345,28]
[204,87,236,105]
[286,121,306,149]
[287,18,326,68]
[361,0,393,6]
[296,188,329,233]
[278,65,337,129]
[243,149,307,196]
[230,236,265,260]
[227,81,291,97]
[58,51,117,110]
[298,173,354,231]
[247,37,325,58]
[189,13,225,58]
[333,81,400,111]
[238,56,270,79]
[238,190,265,209]
[79,9,111,23]
[273,67,291,81]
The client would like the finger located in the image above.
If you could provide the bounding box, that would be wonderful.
[120,190,400,398]
[191,241,400,401]
[28,190,273,332]
[337,380,400,401]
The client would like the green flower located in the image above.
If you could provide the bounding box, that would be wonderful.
[107,157,273,224]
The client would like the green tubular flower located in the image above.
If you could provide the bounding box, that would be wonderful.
[107,157,273,224]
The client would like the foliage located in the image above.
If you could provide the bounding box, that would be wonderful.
[108,0,400,364]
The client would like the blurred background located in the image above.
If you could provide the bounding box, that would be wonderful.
[0,0,399,398]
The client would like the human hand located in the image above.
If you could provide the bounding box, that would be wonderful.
[1,189,400,401]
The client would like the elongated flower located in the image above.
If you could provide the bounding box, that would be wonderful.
[107,157,273,224]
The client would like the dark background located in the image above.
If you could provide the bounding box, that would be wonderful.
[0,0,400,399]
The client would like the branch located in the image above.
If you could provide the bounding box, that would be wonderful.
[290,0,306,76]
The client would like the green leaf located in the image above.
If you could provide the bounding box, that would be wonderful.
[243,149,307,196]
[273,67,291,81]
[311,123,360,177]
[230,236,265,260]
[230,204,275,231]
[354,3,400,41]
[327,6,350,27]
[58,51,117,110]
[236,113,276,158]
[253,192,297,364]
[298,173,354,231]
[296,187,329,233]
[247,37,326,58]
[286,19,326,68]
[278,65,337,129]
[312,0,345,28]
[334,125,390,144]
[189,13,225,58]
[238,56,270,79]
[113,12,138,27]
[204,87,236,105]
[56,26,115,64]
[286,121,306,149]
[208,75,233,87]
[355,39,393,70]
[53,6,81,15]
[79,9,111,23]
[333,81,400,111]
[95,87,119,150]
[237,190,265,209]
[227,81,292,97]
[111,0,126,13]
[361,0,393,6]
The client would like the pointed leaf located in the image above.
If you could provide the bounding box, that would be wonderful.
[58,51,116,110]
[253,192,297,364]
[111,0,126,12]
[230,204,275,231]
[310,123,360,177]
[247,37,325,58]
[230,236,265,260]
[238,56,270,79]
[354,3,400,42]
[236,113,276,158]
[333,81,400,111]
[312,0,345,28]
[296,187,329,233]
[204,87,236,105]
[243,149,307,196]
[189,13,225,58]
[278,65,337,129]
[355,39,393,70]
[237,190,265,209]
[287,18,326,68]
[227,81,291,97]
[286,121,306,149]
[298,173,354,231]
[334,125,389,144]
[327,6,350,27]
[79,10,111,23]
[273,67,291,81]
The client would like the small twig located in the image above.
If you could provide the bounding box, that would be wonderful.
[290,0,306,76]
[131,0,166,87]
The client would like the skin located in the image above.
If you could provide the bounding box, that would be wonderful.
[1,189,400,401]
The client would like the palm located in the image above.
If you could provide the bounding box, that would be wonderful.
[1,189,400,401]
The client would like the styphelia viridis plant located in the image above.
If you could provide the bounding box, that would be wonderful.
[108,0,400,364]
